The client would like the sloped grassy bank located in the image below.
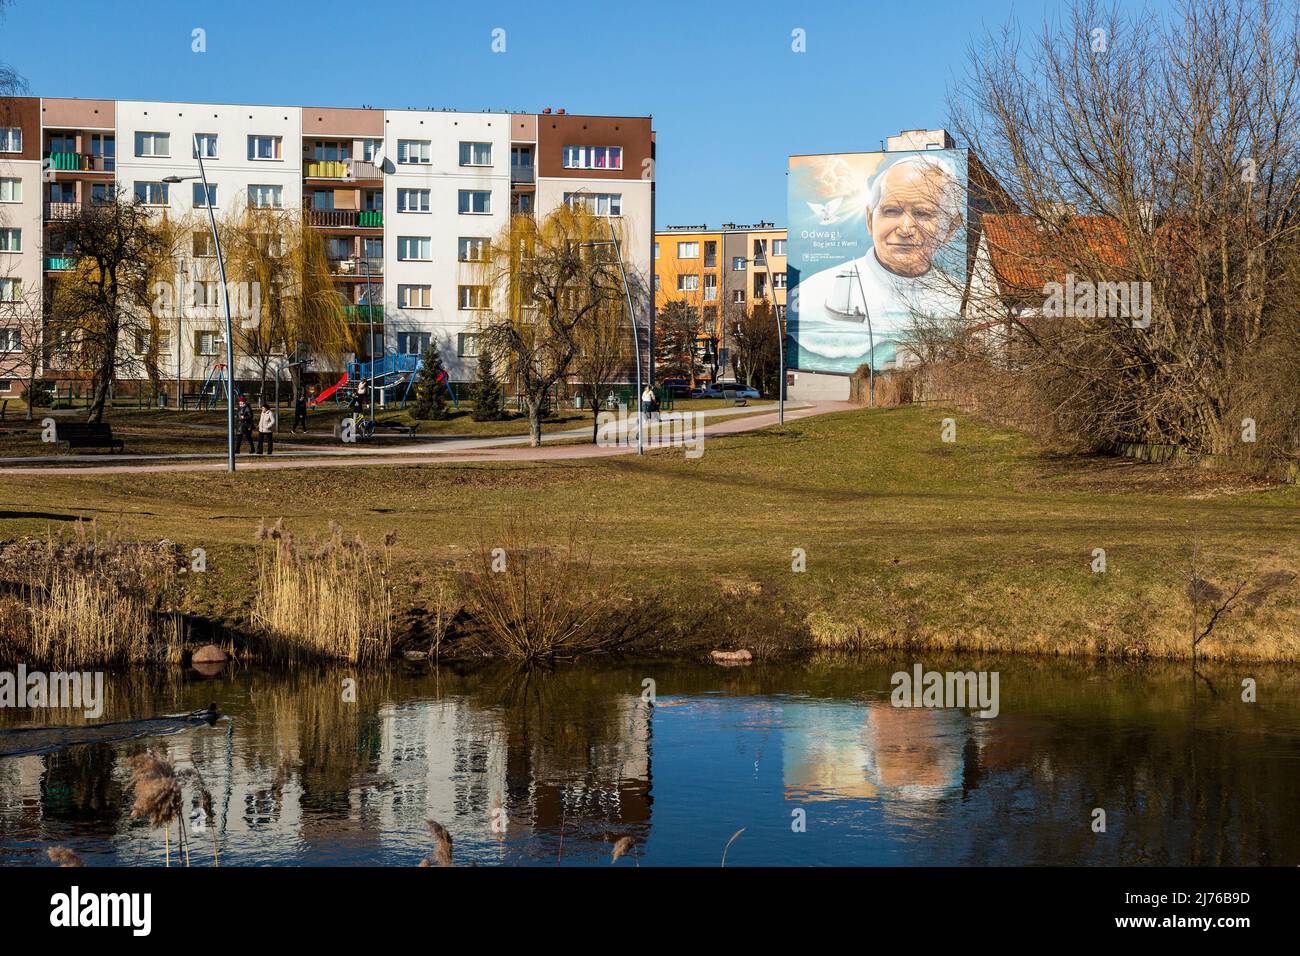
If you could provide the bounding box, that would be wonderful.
[2,406,1299,666]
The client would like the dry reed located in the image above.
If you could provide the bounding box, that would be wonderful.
[251,519,394,664]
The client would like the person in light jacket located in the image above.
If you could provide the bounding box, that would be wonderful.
[256,402,277,456]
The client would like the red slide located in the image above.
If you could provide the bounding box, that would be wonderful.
[310,372,348,407]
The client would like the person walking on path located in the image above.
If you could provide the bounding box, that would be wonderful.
[257,402,277,455]
[641,385,654,422]
[236,395,256,454]
[292,390,308,433]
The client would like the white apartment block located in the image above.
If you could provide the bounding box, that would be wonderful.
[0,96,655,399]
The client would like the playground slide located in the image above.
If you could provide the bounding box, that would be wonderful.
[311,372,348,407]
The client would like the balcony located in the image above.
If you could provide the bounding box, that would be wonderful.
[44,152,114,173]
[329,256,384,277]
[308,209,383,229]
[510,164,535,184]
[45,255,77,271]
[304,159,383,181]
[345,304,384,322]
[44,202,81,221]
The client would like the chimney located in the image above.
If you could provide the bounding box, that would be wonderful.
[557,108,566,115]
[542,107,552,114]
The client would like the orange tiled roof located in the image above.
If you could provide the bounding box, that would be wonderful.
[982,213,1132,297]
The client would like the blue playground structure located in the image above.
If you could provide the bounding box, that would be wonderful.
[310,352,458,410]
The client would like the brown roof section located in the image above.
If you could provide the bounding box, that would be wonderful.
[536,114,652,180]
[982,213,1131,297]
[301,106,384,137]
[0,97,41,161]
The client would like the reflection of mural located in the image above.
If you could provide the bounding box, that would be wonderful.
[783,701,966,802]
[787,150,969,373]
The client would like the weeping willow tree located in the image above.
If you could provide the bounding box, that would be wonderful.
[221,204,353,399]
[471,204,634,446]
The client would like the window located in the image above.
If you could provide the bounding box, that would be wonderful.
[703,240,717,267]
[313,140,351,162]
[458,190,491,214]
[562,145,623,170]
[134,331,171,354]
[676,274,699,292]
[397,140,431,164]
[134,131,170,157]
[248,135,282,160]
[396,188,430,213]
[0,228,19,252]
[397,236,431,261]
[91,183,115,204]
[362,237,382,260]
[563,191,621,216]
[193,231,216,257]
[363,190,383,211]
[48,183,75,203]
[192,281,220,308]
[311,190,335,211]
[773,272,787,289]
[772,239,787,256]
[732,257,746,271]
[653,242,659,259]
[677,241,699,259]
[703,273,718,301]
[135,181,169,205]
[0,278,19,302]
[398,285,431,309]
[459,142,492,166]
[195,331,221,356]
[248,184,283,208]
[731,289,746,304]
[325,237,351,260]
[193,134,218,159]
[360,139,383,162]
[753,239,768,258]
[458,285,488,309]
[0,128,21,152]
[397,331,431,354]
[457,332,479,357]
[458,237,489,262]
[0,329,19,350]
[0,178,20,203]
[192,183,217,207]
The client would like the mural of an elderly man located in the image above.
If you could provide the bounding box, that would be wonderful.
[795,154,965,371]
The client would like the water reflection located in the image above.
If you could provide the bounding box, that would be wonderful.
[1,658,1297,866]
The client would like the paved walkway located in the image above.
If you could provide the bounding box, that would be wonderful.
[0,401,853,476]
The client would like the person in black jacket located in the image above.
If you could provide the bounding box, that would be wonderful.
[292,390,309,433]
[236,395,256,454]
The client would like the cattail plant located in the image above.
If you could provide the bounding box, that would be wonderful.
[47,847,85,868]
[419,820,454,867]
[126,751,185,867]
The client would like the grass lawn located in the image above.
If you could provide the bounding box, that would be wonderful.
[1,404,1297,661]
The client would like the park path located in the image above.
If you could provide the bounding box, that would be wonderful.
[0,401,853,477]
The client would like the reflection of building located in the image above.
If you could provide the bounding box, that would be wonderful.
[654,222,786,385]
[783,701,967,803]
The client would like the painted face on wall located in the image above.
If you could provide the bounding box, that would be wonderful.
[867,163,962,278]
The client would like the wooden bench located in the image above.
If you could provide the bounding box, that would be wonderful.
[721,388,748,407]
[55,422,125,454]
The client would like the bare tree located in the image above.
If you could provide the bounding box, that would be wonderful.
[948,0,1300,460]
[473,205,630,447]
[0,283,44,418]
[571,286,634,442]
[49,196,169,423]
[730,299,780,392]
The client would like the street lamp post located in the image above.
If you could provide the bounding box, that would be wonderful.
[849,262,876,407]
[163,133,236,472]
[742,247,785,424]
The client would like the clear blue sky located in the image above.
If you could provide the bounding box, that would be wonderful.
[1,0,1148,227]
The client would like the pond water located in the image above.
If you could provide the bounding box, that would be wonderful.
[1,656,1297,866]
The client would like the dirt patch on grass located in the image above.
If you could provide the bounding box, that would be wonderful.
[1028,452,1281,498]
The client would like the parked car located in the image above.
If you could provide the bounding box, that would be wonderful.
[701,383,760,399]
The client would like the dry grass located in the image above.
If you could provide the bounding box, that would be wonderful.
[251,519,394,664]
[0,522,185,667]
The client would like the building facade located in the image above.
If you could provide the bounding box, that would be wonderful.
[0,96,654,399]
[653,220,786,385]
